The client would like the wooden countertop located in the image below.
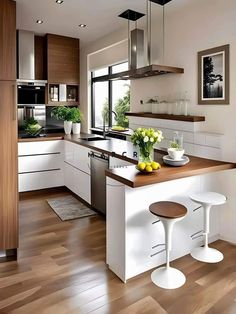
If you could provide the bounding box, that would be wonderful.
[125,112,205,122]
[106,152,236,188]
[18,133,236,189]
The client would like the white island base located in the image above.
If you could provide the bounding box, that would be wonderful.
[106,169,236,283]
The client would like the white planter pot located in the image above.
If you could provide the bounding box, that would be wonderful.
[72,122,81,134]
[64,121,72,135]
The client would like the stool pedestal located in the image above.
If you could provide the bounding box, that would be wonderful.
[190,192,225,263]
[191,204,223,263]
[151,217,186,289]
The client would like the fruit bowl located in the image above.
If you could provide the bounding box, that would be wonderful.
[136,161,161,174]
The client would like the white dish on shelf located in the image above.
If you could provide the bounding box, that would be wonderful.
[163,155,190,167]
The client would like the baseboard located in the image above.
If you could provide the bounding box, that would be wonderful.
[19,186,68,200]
[0,249,17,262]
[219,235,236,245]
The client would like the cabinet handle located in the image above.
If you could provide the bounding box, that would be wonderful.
[12,84,17,121]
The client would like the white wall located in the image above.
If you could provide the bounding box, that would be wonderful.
[80,28,127,132]
[131,0,236,162]
[80,0,236,162]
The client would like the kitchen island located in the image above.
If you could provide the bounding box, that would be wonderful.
[105,153,236,282]
[18,133,236,283]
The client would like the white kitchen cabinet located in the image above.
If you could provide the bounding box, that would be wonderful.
[18,140,64,192]
[73,168,91,204]
[64,141,91,175]
[18,154,62,173]
[73,144,91,175]
[64,161,91,204]
[19,170,64,192]
[18,140,63,156]
[64,162,76,194]
[109,157,134,168]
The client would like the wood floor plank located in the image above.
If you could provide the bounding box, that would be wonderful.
[118,296,167,314]
[0,189,235,313]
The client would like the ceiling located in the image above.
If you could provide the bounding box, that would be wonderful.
[15,0,187,47]
[15,0,146,46]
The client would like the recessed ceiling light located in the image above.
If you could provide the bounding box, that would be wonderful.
[56,0,64,4]
[36,20,44,24]
[78,24,87,28]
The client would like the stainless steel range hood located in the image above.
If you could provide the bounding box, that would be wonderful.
[17,30,47,84]
[93,1,184,82]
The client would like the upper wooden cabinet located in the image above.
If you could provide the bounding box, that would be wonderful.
[47,34,80,84]
[35,36,47,81]
[0,0,16,81]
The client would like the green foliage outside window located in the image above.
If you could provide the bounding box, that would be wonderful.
[102,85,130,128]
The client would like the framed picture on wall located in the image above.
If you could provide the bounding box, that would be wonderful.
[198,44,229,105]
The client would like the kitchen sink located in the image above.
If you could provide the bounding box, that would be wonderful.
[79,136,109,142]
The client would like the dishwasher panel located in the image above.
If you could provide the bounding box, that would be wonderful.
[90,152,109,215]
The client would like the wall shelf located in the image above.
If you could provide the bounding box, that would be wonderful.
[125,112,205,122]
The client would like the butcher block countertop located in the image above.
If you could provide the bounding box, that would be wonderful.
[105,151,236,188]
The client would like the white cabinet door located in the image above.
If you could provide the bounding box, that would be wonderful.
[64,162,76,194]
[64,141,74,165]
[64,162,91,204]
[73,144,91,175]
[74,168,91,204]
[64,141,91,175]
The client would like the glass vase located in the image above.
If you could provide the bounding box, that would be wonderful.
[138,146,154,163]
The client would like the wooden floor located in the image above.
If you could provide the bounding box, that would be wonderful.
[0,189,236,313]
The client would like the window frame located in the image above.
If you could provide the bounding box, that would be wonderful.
[91,61,129,128]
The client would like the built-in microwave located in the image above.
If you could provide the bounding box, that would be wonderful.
[17,83,46,105]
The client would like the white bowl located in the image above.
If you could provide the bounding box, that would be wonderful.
[167,148,185,161]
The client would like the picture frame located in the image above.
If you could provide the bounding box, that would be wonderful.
[198,44,229,105]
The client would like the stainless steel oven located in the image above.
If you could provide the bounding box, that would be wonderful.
[17,82,46,127]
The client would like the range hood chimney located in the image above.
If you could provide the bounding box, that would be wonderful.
[93,0,184,82]
[17,30,47,84]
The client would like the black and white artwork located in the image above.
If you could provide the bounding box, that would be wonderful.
[198,45,229,105]
[203,52,224,99]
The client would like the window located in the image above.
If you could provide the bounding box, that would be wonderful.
[91,62,130,129]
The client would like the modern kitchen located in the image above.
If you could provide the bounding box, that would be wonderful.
[1,0,236,313]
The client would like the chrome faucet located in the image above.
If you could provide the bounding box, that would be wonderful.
[103,110,117,139]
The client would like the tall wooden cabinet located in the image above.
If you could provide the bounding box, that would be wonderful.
[0,0,18,258]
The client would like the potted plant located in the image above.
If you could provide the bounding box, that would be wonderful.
[168,141,185,160]
[131,127,163,163]
[70,107,83,134]
[24,118,43,137]
[51,106,73,135]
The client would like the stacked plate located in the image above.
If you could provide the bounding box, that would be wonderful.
[163,155,190,167]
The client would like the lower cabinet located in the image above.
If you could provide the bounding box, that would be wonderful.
[18,140,64,192]
[64,162,91,204]
[19,170,64,192]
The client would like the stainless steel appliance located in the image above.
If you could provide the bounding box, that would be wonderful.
[17,82,46,127]
[90,151,109,215]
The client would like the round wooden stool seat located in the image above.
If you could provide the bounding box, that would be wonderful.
[149,201,187,219]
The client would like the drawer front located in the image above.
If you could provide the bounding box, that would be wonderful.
[19,154,62,173]
[19,170,64,192]
[18,140,63,156]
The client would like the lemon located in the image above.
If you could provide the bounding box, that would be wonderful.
[151,161,161,170]
[145,165,153,172]
[146,162,152,166]
[138,162,146,171]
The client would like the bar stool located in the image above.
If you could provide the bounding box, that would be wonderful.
[149,201,187,289]
[190,192,226,263]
